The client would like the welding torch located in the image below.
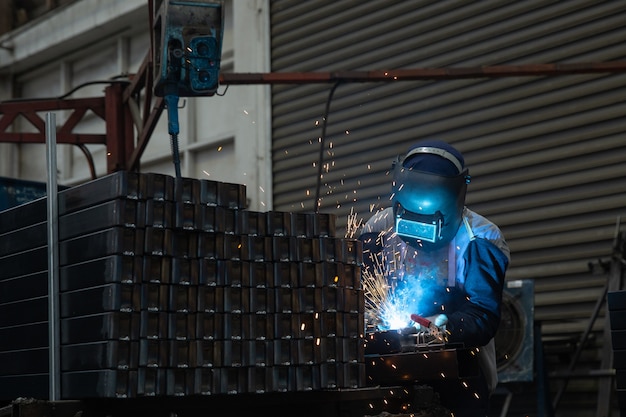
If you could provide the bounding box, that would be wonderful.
[410,313,448,342]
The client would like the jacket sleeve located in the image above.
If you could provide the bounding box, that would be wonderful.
[444,237,509,347]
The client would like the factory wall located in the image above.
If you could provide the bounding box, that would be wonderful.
[269,1,626,416]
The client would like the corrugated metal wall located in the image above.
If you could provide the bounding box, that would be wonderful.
[270,1,626,416]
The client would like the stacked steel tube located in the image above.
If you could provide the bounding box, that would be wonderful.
[0,171,365,399]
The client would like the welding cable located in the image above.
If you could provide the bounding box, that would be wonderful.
[313,81,341,213]
[164,94,182,180]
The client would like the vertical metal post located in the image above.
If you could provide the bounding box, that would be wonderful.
[46,112,61,401]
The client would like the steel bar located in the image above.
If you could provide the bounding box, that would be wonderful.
[46,112,61,401]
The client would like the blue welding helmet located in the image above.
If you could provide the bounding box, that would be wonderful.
[391,141,470,251]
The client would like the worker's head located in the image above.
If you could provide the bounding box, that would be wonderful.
[391,139,470,251]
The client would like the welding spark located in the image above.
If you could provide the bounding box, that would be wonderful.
[345,207,363,239]
[362,240,447,332]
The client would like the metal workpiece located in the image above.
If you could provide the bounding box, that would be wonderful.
[0,171,369,399]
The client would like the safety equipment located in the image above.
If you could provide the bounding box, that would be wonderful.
[391,144,470,250]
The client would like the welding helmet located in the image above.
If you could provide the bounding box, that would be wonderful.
[391,140,470,251]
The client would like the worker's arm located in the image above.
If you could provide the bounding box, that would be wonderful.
[444,238,509,347]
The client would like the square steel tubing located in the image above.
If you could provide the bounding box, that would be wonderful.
[297,262,319,288]
[245,235,271,262]
[0,322,48,351]
[195,311,224,340]
[169,284,198,313]
[175,202,201,230]
[248,365,271,393]
[61,312,139,344]
[168,311,196,340]
[0,271,47,304]
[221,339,246,367]
[223,234,244,260]
[343,362,366,388]
[343,287,364,313]
[194,339,220,368]
[193,367,217,395]
[0,246,47,281]
[171,257,198,285]
[274,286,300,313]
[139,311,169,340]
[144,199,174,228]
[220,366,248,394]
[166,368,196,396]
[61,340,139,371]
[271,236,296,262]
[0,221,46,256]
[343,336,365,364]
[62,369,138,399]
[221,259,248,287]
[61,255,142,291]
[249,287,274,313]
[609,290,626,311]
[344,311,365,339]
[175,177,201,204]
[142,255,171,284]
[296,237,319,263]
[0,295,48,327]
[143,227,171,256]
[291,212,316,238]
[60,283,139,318]
[298,287,322,313]
[249,262,272,288]
[169,339,196,368]
[296,364,320,391]
[197,285,224,313]
[319,362,341,389]
[273,312,299,340]
[60,171,142,213]
[342,238,363,265]
[0,347,48,376]
[266,211,292,237]
[198,179,246,208]
[296,338,316,365]
[58,199,146,241]
[272,365,296,393]
[140,282,169,312]
[216,181,247,209]
[313,212,336,237]
[223,311,250,340]
[0,374,48,401]
[140,172,175,201]
[610,310,626,330]
[198,205,225,233]
[295,312,321,340]
[250,339,273,366]
[60,227,144,266]
[197,258,224,286]
[319,311,344,337]
[241,210,266,236]
[197,231,225,260]
[137,367,167,396]
[318,336,344,364]
[139,338,168,368]
[273,262,297,288]
[223,285,249,313]
[0,171,141,234]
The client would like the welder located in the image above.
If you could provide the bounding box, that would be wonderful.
[359,139,510,417]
